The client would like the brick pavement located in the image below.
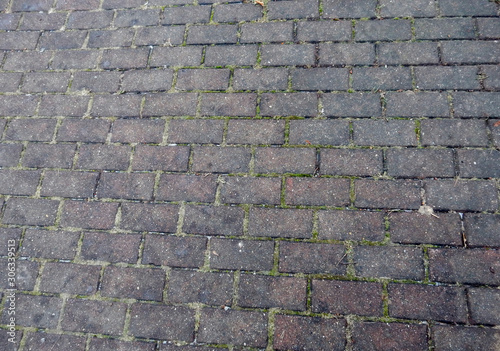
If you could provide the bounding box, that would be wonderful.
[0,0,499,350]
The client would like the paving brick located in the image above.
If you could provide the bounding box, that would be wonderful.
[0,144,22,167]
[254,147,316,174]
[389,283,467,322]
[1,294,61,329]
[297,20,351,42]
[81,232,141,263]
[220,176,281,205]
[454,92,500,117]
[378,42,439,65]
[270,0,319,19]
[318,210,386,241]
[56,0,100,10]
[355,246,424,280]
[0,13,20,30]
[240,22,293,43]
[292,67,349,91]
[5,119,56,141]
[160,344,226,351]
[61,201,118,230]
[0,170,40,196]
[274,315,346,351]
[352,322,428,351]
[478,17,500,39]
[51,50,100,69]
[458,149,500,178]
[286,177,350,206]
[432,325,500,351]
[39,95,90,117]
[421,119,488,147]
[72,71,121,92]
[101,266,165,301]
[23,332,86,351]
[67,10,114,29]
[323,92,381,117]
[176,69,230,91]
[201,93,256,117]
[353,119,417,146]
[391,212,462,246]
[355,180,421,210]
[191,146,251,173]
[150,47,203,67]
[386,149,455,178]
[62,299,127,335]
[162,5,211,24]
[114,9,159,27]
[132,145,190,171]
[0,31,40,50]
[121,203,178,232]
[57,118,110,142]
[39,31,87,50]
[468,288,500,325]
[135,26,185,46]
[425,180,498,211]
[321,149,382,177]
[240,274,306,310]
[157,174,217,202]
[248,208,313,238]
[442,41,500,64]
[3,51,51,71]
[210,238,274,271]
[77,144,130,170]
[226,119,284,145]
[261,92,317,117]
[214,3,262,22]
[91,94,142,117]
[0,229,22,256]
[122,69,174,92]
[356,19,411,41]
[111,118,165,143]
[100,48,149,69]
[204,45,257,66]
[20,229,80,259]
[143,93,198,116]
[415,66,480,90]
[102,0,145,9]
[0,95,39,117]
[415,18,476,40]
[233,68,288,91]
[183,205,243,235]
[439,0,498,16]
[89,338,156,351]
[2,198,59,226]
[23,143,76,169]
[20,12,66,30]
[352,67,412,91]
[168,270,233,305]
[97,172,155,200]
[142,234,206,268]
[323,0,376,18]
[489,119,500,147]
[379,0,437,17]
[88,28,134,48]
[187,24,237,44]
[429,248,499,285]
[39,262,100,295]
[0,259,38,290]
[289,119,350,145]
[279,242,346,274]
[320,43,375,66]
[261,44,316,66]
[464,214,500,247]
[483,65,500,90]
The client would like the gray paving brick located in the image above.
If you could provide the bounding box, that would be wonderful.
[0,95,39,117]
[61,201,119,230]
[355,179,422,210]
[286,177,351,206]
[23,332,86,351]
[323,0,376,18]
[39,95,90,117]
[214,3,262,22]
[233,68,288,91]
[318,210,386,242]
[72,71,121,93]
[51,50,100,69]
[261,92,317,117]
[56,0,100,10]
[114,9,159,27]
[210,238,274,271]
[89,339,155,351]
[323,92,381,117]
[439,0,498,16]
[425,180,498,211]
[453,92,500,117]
[433,326,500,351]
[3,198,59,226]
[168,119,224,144]
[414,66,480,90]
[386,92,450,117]
[442,41,500,64]
[386,149,455,178]
[1,294,61,329]
[320,43,375,66]
[143,93,198,116]
[135,26,185,46]
[39,31,86,50]
[354,119,417,146]
[76,144,131,170]
[421,119,489,147]
[478,17,500,39]
[457,149,500,178]
[292,67,349,91]
[0,13,21,30]
[0,31,40,50]
[240,22,293,43]
[97,172,155,200]
[289,119,350,145]
[22,143,76,168]
[163,5,211,24]
[378,42,439,65]
[187,24,237,44]
[355,19,412,41]
[0,170,40,196]
[483,65,500,90]
[176,68,230,91]
[142,234,206,268]
[464,213,500,247]
[41,171,98,198]
[100,48,150,69]
[121,203,178,232]
[101,266,165,301]
[0,144,23,167]
[248,207,313,238]
[254,147,315,173]
[13,0,51,11]
[3,51,51,71]
[150,46,203,67]
[296,20,351,42]
[261,43,316,66]
[379,0,437,17]
[415,18,476,40]
[57,118,110,142]
[39,262,100,295]
[352,66,412,91]
[91,94,142,117]
[226,119,284,145]
[67,10,114,29]
[5,118,56,141]
[168,270,233,305]
[183,205,244,236]
[132,145,190,171]
[469,288,500,325]
[110,118,165,143]
[321,149,383,176]
[204,45,257,66]
[280,242,346,274]
[268,0,319,20]
[103,0,145,8]
[220,176,281,205]
[20,12,66,30]
[201,93,256,117]
[81,232,141,263]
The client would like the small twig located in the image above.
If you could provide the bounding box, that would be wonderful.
[336,252,348,266]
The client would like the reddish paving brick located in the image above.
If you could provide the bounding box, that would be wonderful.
[0,144,22,167]
[464,214,500,247]
[22,143,76,169]
[41,171,98,199]
[191,146,251,173]
[285,177,351,207]
[156,174,217,203]
[312,280,383,316]
[160,345,225,351]
[143,93,198,117]
[240,22,293,43]
[23,332,86,351]
[233,68,288,91]
[353,120,417,146]
[167,270,233,305]
[468,288,500,325]
[150,47,203,67]
[220,176,281,205]
[425,180,498,211]
[76,144,130,171]
[321,149,383,176]
[97,172,155,200]
[132,145,189,171]
[5,118,55,141]
[120,203,178,233]
[388,283,467,323]
[201,93,256,117]
[355,180,421,210]
[432,325,500,351]
[183,205,244,236]
[198,308,267,348]
[72,71,121,93]
[39,262,101,295]
[323,92,381,117]
[91,94,142,117]
[0,170,41,196]
[274,315,346,351]
[352,66,412,91]
[204,45,258,66]
[167,119,224,144]
[386,149,455,178]
[318,210,386,242]
[210,238,274,271]
[352,322,428,351]
[61,201,118,230]
[111,118,165,144]
[261,93,318,117]
[457,149,500,178]
[255,147,316,174]
[129,304,194,341]
[279,242,346,275]
[176,69,230,91]
[239,274,307,310]
[0,259,38,291]
[101,266,165,301]
[81,232,141,264]
[89,338,156,351]
[248,208,313,239]
[20,229,80,260]
[289,119,350,146]
[39,95,90,117]
[100,48,149,69]
[1,294,62,329]
[142,234,207,268]
[3,198,59,226]
[429,248,499,285]
[227,120,285,145]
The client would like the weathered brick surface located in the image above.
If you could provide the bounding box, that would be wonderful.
[111,118,164,143]
[57,119,110,142]
[289,119,350,145]
[442,41,500,64]
[77,144,130,170]
[39,262,100,295]
[157,174,217,202]
[318,210,385,241]
[143,93,198,116]
[177,69,230,91]
[421,119,489,147]
[187,24,237,44]
[61,201,118,230]
[72,71,121,93]
[20,229,80,259]
[248,208,313,238]
[220,176,281,205]
[464,214,500,247]
[201,93,256,117]
[23,143,76,168]
[353,120,417,146]
[142,234,207,268]
[352,67,411,91]
[356,19,412,42]
[150,47,203,67]
[91,94,142,117]
[210,238,274,271]
[432,325,500,351]
[468,288,500,325]
[81,232,141,263]
[457,149,500,178]
[89,338,156,351]
[286,177,350,206]
[261,92,317,117]
[378,42,439,65]
[323,92,381,117]
[386,149,455,178]
[355,180,421,210]
[227,120,285,145]
[425,180,498,211]
[23,332,86,351]
[279,242,346,274]
[101,266,165,301]
[214,3,262,23]
[191,146,251,173]
[386,92,449,117]
[121,203,178,233]
[3,198,59,226]
[261,44,316,66]
[321,149,383,176]
[184,205,244,236]
[255,147,315,174]
[379,0,437,17]
[268,0,319,20]
[323,0,376,18]
[204,45,258,66]
[453,92,500,118]
[352,322,428,351]
[5,118,55,141]
[240,22,293,43]
[132,145,189,171]
[97,172,155,200]
[414,18,476,40]
[234,68,288,91]
[0,170,41,196]
[2,294,62,328]
[168,270,233,305]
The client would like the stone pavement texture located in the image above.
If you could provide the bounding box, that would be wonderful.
[0,0,499,350]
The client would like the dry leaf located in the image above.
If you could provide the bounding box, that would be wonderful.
[493,120,500,127]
